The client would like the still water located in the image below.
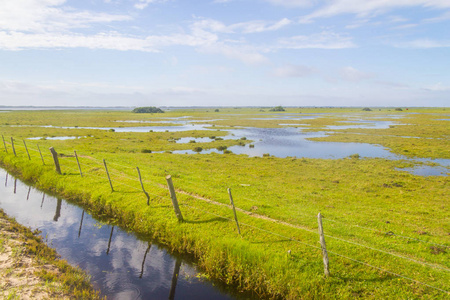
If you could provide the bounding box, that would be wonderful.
[0,170,243,300]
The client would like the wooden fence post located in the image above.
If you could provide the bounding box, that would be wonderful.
[2,135,7,153]
[136,167,150,205]
[318,213,330,276]
[74,151,82,177]
[11,137,16,156]
[49,147,61,174]
[37,144,45,165]
[165,175,183,222]
[103,159,114,192]
[23,139,31,160]
[227,188,241,235]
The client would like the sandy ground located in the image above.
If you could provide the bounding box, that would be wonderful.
[0,217,71,300]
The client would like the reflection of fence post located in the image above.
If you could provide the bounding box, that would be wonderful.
[227,188,241,235]
[37,144,45,165]
[165,175,183,222]
[103,159,114,192]
[106,226,114,255]
[78,210,85,238]
[49,147,61,174]
[23,139,31,160]
[137,167,150,205]
[140,243,152,279]
[168,258,182,300]
[2,135,7,153]
[318,213,330,276]
[11,137,16,156]
[74,151,82,177]
[53,198,62,222]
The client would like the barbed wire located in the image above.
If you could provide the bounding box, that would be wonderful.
[1,137,449,295]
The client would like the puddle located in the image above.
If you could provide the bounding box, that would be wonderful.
[397,165,449,176]
[174,137,216,144]
[326,120,397,130]
[0,170,247,300]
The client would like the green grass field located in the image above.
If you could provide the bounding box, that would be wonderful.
[0,107,448,299]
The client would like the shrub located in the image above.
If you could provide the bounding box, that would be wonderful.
[141,149,152,153]
[395,108,403,111]
[362,107,372,111]
[269,106,285,112]
[216,146,227,151]
[132,107,164,113]
[193,147,203,153]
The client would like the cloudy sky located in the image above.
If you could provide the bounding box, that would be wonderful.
[0,0,449,107]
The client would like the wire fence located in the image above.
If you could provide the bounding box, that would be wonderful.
[1,135,449,295]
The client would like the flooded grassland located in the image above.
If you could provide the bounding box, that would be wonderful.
[0,107,448,299]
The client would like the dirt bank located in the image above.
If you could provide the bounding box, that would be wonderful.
[0,209,100,299]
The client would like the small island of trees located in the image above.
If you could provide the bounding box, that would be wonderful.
[269,106,285,112]
[132,107,165,113]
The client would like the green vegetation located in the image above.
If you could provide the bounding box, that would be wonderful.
[132,106,164,113]
[0,108,448,299]
[269,106,285,112]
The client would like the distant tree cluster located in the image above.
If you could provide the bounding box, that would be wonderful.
[269,106,285,112]
[132,107,164,113]
[362,107,372,111]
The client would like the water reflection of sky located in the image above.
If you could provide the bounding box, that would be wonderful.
[11,115,450,175]
[174,127,399,159]
[0,170,237,300]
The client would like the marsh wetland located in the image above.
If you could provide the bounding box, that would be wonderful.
[0,107,448,299]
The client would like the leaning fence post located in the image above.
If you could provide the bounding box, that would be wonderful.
[49,147,61,174]
[74,151,83,177]
[2,135,7,153]
[23,139,31,160]
[165,175,183,222]
[11,137,16,156]
[37,144,45,165]
[227,188,241,235]
[103,159,114,192]
[318,213,330,276]
[137,167,150,205]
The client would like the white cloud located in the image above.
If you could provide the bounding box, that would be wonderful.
[0,31,217,51]
[424,10,450,22]
[423,82,450,91]
[393,38,450,48]
[273,64,316,77]
[192,18,291,34]
[200,43,269,65]
[134,0,168,10]
[276,31,356,49]
[340,66,374,81]
[0,0,131,33]
[302,0,450,22]
[265,0,315,7]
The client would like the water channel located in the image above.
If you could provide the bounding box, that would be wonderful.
[0,169,248,300]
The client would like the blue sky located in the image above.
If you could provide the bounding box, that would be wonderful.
[0,0,449,107]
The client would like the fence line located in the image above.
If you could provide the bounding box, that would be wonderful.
[1,136,448,295]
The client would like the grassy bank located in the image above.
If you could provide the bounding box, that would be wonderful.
[0,108,448,299]
[0,208,101,299]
